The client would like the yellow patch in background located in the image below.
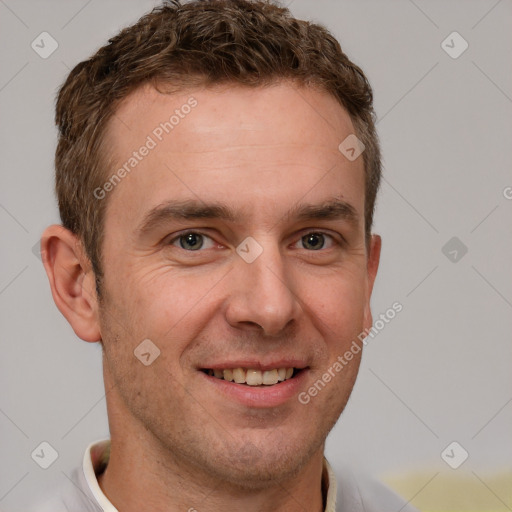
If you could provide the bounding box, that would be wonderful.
[383,469,512,512]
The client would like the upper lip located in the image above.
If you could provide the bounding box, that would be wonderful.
[199,360,308,371]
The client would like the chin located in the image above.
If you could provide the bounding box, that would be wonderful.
[199,430,322,489]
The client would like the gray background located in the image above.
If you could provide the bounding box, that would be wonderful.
[1,0,511,509]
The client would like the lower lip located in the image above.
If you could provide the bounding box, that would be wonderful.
[200,370,308,408]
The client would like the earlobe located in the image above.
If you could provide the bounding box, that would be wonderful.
[41,225,101,342]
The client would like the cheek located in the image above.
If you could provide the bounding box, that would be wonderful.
[107,264,225,356]
[300,267,368,339]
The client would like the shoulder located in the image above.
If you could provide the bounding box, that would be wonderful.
[25,466,102,512]
[332,465,420,512]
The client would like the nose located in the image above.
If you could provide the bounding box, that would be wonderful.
[224,241,300,337]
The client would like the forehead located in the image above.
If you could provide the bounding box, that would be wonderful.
[102,81,365,231]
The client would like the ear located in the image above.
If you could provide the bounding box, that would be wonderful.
[362,234,382,331]
[40,225,101,342]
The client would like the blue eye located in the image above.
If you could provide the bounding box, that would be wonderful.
[171,232,215,251]
[168,231,338,253]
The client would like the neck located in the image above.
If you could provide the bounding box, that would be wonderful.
[98,443,325,512]
[98,369,326,512]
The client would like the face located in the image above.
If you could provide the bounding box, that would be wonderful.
[96,82,380,487]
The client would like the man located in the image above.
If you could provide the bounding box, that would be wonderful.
[33,0,418,510]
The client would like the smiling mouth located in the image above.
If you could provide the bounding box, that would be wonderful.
[200,367,302,386]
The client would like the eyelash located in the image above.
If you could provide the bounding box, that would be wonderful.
[167,230,343,252]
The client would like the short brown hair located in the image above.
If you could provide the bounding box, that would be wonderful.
[55,0,380,289]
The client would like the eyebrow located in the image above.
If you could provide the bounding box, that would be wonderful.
[289,199,359,225]
[136,200,237,235]
[136,197,359,235]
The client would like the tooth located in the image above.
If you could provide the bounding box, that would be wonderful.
[213,369,223,379]
[262,369,279,385]
[277,368,286,381]
[285,367,294,379]
[223,369,234,382]
[233,368,246,384]
[246,369,263,386]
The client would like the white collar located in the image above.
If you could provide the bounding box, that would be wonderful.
[82,439,118,512]
[82,439,337,511]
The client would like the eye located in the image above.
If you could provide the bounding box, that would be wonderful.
[295,232,337,251]
[170,231,216,251]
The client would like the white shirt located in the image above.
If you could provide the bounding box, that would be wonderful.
[28,439,418,511]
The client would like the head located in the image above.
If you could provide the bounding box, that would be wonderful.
[42,0,381,489]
